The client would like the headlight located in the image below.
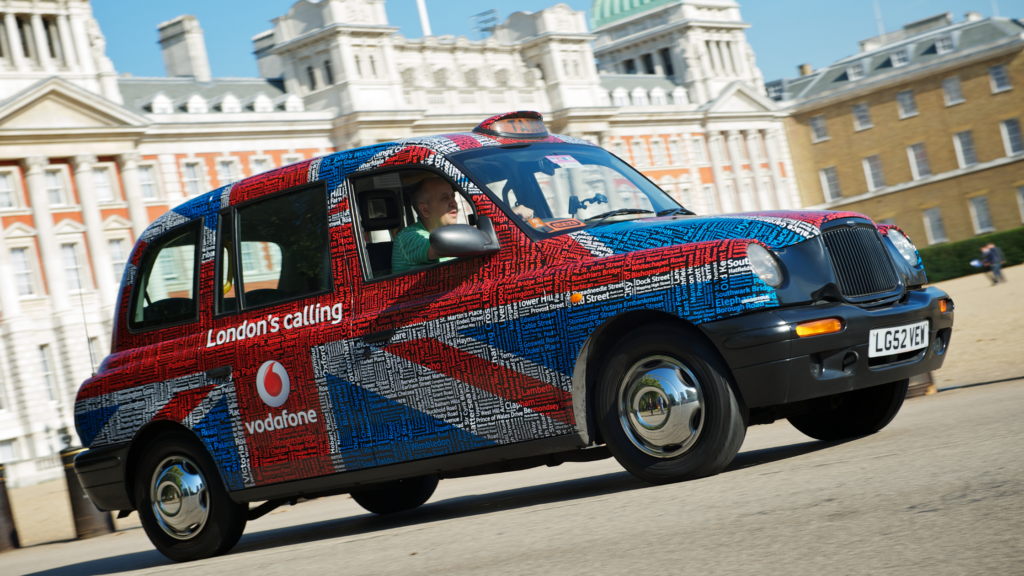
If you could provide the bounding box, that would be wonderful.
[887,229,919,265]
[747,244,783,287]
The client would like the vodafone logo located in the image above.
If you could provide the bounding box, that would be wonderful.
[256,360,290,408]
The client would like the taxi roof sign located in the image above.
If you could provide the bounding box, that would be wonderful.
[472,111,549,139]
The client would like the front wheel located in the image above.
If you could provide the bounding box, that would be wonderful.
[596,323,746,484]
[788,379,909,441]
[134,432,247,562]
[352,474,439,515]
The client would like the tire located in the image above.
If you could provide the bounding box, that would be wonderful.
[134,432,247,562]
[788,379,909,441]
[595,323,746,484]
[352,475,439,515]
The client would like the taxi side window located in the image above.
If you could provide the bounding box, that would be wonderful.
[351,169,476,279]
[217,183,330,312]
[129,220,200,331]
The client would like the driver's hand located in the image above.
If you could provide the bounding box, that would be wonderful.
[512,205,535,220]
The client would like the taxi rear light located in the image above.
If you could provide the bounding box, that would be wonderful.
[795,318,844,338]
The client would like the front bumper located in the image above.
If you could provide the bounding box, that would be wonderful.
[700,287,953,408]
[74,443,132,512]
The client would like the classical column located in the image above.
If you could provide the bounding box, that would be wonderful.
[117,152,151,239]
[68,14,95,74]
[763,129,789,209]
[706,131,727,214]
[707,40,723,76]
[745,129,772,209]
[70,156,117,309]
[56,14,78,70]
[30,14,54,72]
[726,130,749,210]
[3,14,27,71]
[719,42,735,76]
[20,157,70,312]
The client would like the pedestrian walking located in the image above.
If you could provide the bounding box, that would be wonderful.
[981,243,1006,285]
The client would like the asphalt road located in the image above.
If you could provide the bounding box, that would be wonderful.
[3,376,1021,576]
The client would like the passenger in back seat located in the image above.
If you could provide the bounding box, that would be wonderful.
[391,177,459,274]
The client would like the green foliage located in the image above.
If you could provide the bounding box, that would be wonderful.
[919,226,1024,283]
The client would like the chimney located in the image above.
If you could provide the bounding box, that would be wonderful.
[965,11,983,22]
[158,15,212,82]
[798,63,813,76]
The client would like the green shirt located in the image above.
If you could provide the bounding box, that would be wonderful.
[391,221,453,274]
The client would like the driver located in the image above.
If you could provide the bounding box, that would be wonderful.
[392,177,459,274]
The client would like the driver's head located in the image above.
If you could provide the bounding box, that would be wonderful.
[412,177,459,231]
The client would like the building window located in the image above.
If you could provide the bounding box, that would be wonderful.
[852,103,873,130]
[40,345,58,401]
[252,158,270,174]
[139,165,158,199]
[307,66,318,91]
[0,439,19,463]
[182,162,202,196]
[953,131,978,168]
[324,60,334,85]
[896,90,918,118]
[721,182,736,213]
[660,48,674,76]
[819,166,841,201]
[630,139,649,166]
[922,207,947,244]
[631,90,648,106]
[935,36,954,55]
[907,143,931,179]
[891,48,910,68]
[650,90,666,105]
[93,167,114,202]
[217,160,238,184]
[612,89,629,106]
[650,139,666,165]
[847,61,865,80]
[969,196,994,234]
[702,184,716,213]
[0,172,16,208]
[109,238,127,283]
[613,141,626,159]
[45,170,66,205]
[862,155,885,191]
[668,139,682,164]
[989,64,1012,92]
[641,53,655,74]
[809,115,829,142]
[1000,118,1023,156]
[677,184,691,206]
[623,59,636,74]
[942,77,965,106]
[62,243,83,291]
[691,137,707,163]
[11,247,35,296]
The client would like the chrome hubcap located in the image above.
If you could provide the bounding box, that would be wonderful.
[150,456,209,540]
[618,355,705,458]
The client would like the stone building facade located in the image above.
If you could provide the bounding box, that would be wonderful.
[0,0,796,483]
[774,12,1024,245]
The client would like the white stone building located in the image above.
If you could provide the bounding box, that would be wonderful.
[0,0,798,485]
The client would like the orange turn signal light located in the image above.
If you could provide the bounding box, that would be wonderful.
[795,318,844,338]
[939,298,951,313]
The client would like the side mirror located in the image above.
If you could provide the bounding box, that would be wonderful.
[430,215,501,258]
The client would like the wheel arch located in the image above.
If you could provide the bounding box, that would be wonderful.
[572,310,748,447]
[124,420,208,509]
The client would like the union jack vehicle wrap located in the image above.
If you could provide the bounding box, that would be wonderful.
[73,111,953,562]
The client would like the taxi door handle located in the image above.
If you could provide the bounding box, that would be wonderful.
[205,365,232,379]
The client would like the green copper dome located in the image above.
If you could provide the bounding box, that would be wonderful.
[590,0,677,29]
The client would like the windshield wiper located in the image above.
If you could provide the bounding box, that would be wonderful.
[657,207,695,216]
[584,208,654,226]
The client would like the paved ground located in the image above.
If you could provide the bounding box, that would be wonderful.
[2,265,1021,574]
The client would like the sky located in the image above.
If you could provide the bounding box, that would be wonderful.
[92,0,1018,82]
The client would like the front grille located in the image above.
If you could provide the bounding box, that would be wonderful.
[822,226,900,299]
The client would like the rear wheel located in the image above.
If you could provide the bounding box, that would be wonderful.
[788,379,909,441]
[352,474,439,515]
[134,432,247,562]
[596,323,746,484]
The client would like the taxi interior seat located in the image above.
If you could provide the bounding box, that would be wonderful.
[358,189,404,277]
[143,297,194,323]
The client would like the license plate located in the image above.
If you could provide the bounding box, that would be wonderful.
[868,321,929,358]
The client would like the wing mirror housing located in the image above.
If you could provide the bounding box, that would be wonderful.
[430,215,501,258]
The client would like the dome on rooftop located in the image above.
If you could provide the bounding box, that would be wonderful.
[590,0,676,29]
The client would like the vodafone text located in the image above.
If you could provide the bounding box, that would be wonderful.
[206,303,342,348]
[244,409,319,435]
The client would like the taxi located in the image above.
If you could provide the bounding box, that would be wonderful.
[73,111,954,561]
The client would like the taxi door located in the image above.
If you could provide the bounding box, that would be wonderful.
[343,165,575,468]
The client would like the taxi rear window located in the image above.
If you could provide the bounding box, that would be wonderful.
[129,220,200,331]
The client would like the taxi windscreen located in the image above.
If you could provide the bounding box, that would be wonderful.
[453,144,686,235]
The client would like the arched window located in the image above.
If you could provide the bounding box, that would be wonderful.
[307,66,318,91]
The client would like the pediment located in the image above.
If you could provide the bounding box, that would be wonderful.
[702,81,777,114]
[103,215,133,230]
[0,78,149,131]
[54,218,88,235]
[716,91,766,113]
[2,221,36,238]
